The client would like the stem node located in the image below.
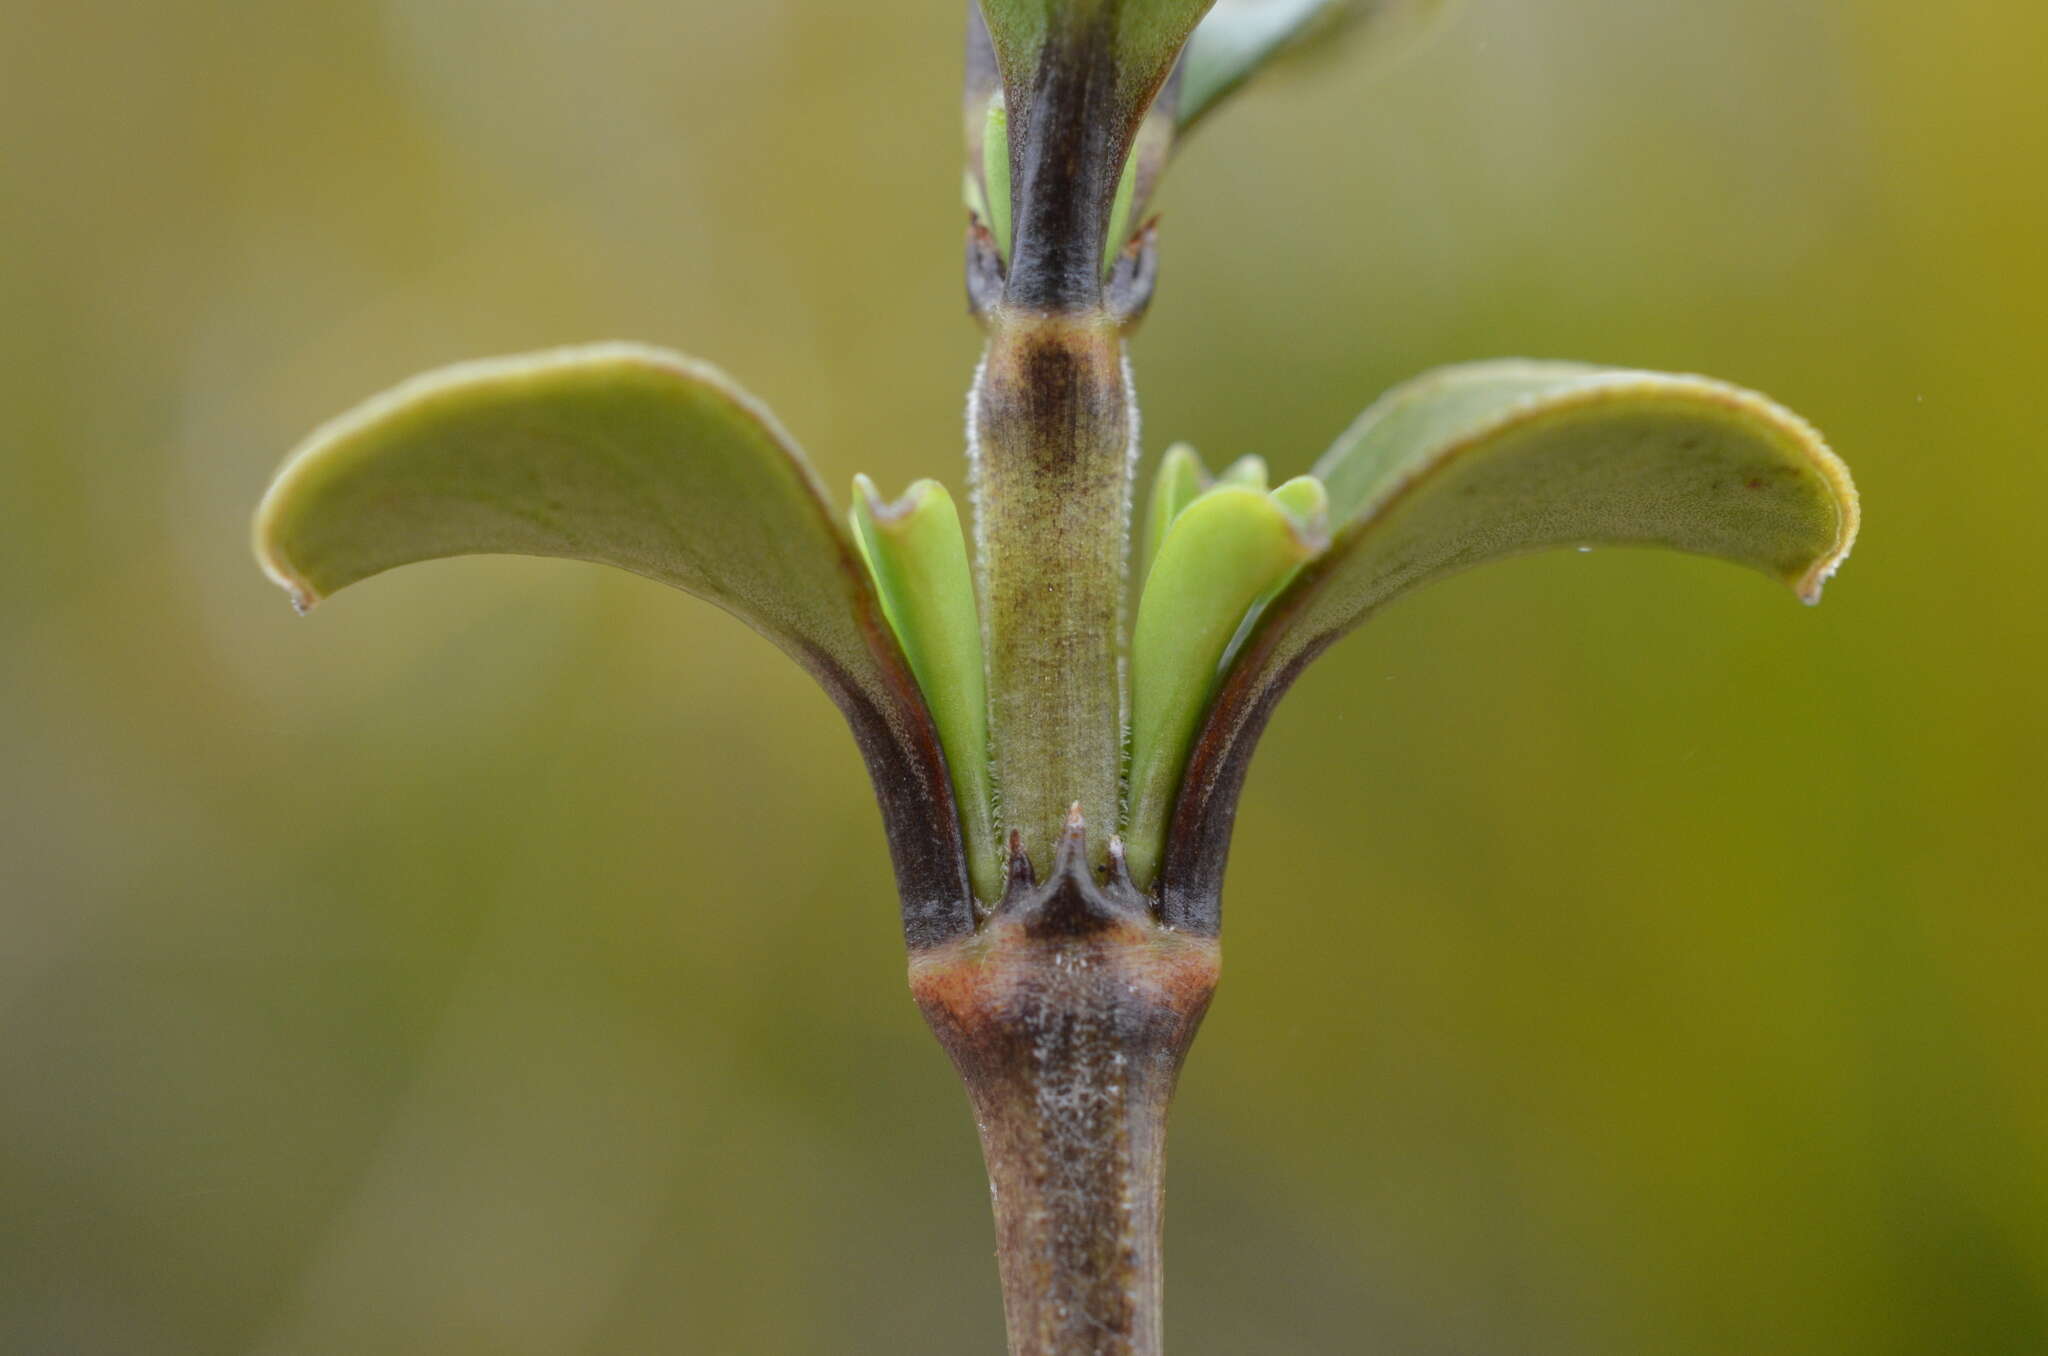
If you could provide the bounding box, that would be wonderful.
[913,880,1219,1355]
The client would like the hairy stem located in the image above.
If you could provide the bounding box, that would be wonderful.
[970,308,1136,871]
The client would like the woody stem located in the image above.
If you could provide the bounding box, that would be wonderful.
[911,868,1219,1355]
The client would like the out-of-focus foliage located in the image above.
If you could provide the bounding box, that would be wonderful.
[1,1,2042,1352]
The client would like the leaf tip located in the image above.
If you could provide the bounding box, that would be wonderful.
[1159,442,1211,485]
[252,497,321,615]
[1775,405,1861,606]
[1793,510,1859,606]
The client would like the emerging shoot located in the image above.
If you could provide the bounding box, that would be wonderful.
[252,4,1861,1352]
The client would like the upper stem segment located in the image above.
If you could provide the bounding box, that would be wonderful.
[971,308,1136,871]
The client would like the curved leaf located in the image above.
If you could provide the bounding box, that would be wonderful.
[1158,361,1860,930]
[1138,442,1212,585]
[255,342,974,945]
[1308,362,1859,602]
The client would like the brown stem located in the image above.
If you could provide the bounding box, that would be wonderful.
[912,814,1220,1355]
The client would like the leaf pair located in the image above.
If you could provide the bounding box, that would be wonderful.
[254,348,1857,930]
[255,5,1858,940]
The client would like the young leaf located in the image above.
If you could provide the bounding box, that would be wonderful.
[1125,482,1325,890]
[851,477,1001,905]
[1214,473,1329,687]
[1139,442,1212,585]
[975,0,1217,308]
[1159,361,1860,931]
[1216,453,1270,490]
[1267,471,1329,526]
[254,342,976,945]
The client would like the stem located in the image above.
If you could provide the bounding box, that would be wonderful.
[912,817,1219,1355]
[970,308,1135,872]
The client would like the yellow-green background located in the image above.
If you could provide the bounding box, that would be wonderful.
[3,1,2042,1351]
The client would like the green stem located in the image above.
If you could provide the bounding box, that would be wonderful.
[970,306,1135,871]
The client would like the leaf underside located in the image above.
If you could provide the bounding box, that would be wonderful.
[1158,360,1860,932]
[255,343,975,945]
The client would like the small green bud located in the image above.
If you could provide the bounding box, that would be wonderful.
[851,475,1001,904]
[1139,443,1213,587]
[1217,454,1270,491]
[1124,476,1329,890]
[1268,473,1329,533]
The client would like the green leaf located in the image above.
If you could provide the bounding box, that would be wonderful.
[1217,472,1329,680]
[1216,453,1270,491]
[1125,481,1325,890]
[1314,359,1608,523]
[1139,442,1212,586]
[1307,362,1859,604]
[257,344,856,637]
[254,342,976,944]
[851,476,1001,905]
[1267,471,1329,526]
[1178,0,1447,130]
[1157,360,1859,930]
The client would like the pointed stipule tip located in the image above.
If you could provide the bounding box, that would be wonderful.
[1105,835,1135,892]
[1052,803,1089,875]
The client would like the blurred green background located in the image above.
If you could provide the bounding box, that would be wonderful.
[4,0,2044,1351]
